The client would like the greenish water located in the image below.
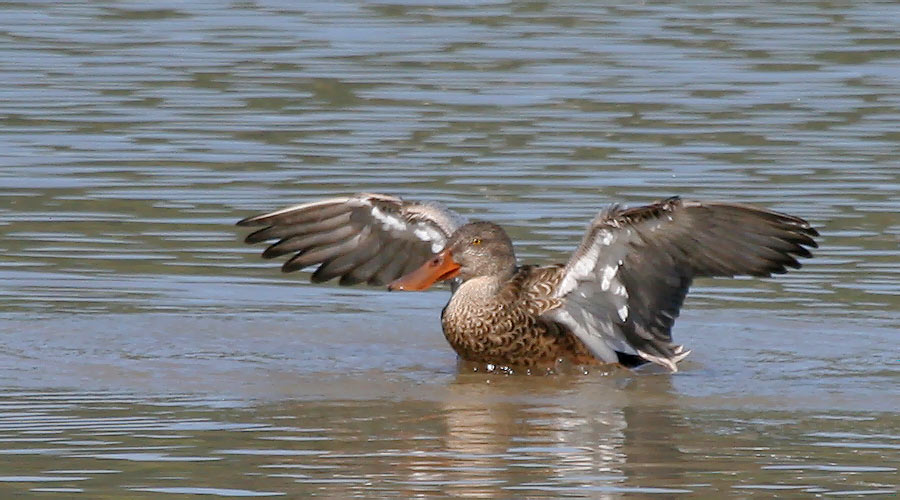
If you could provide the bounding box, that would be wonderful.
[0,0,897,497]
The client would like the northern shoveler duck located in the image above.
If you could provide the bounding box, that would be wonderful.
[237,194,818,372]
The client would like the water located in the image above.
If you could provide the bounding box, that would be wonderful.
[1,0,898,497]
[0,389,895,498]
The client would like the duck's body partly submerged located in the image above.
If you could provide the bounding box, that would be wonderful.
[237,194,818,372]
[439,263,600,368]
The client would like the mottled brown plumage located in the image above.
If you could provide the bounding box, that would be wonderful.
[440,265,598,367]
[238,194,819,372]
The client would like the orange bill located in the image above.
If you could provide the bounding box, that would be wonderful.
[388,249,461,291]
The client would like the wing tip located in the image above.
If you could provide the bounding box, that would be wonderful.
[244,228,272,244]
[636,347,691,373]
[236,214,265,227]
[281,256,305,273]
[261,243,288,260]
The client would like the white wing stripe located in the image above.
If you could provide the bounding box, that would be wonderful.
[413,226,447,252]
[599,264,617,291]
[370,205,447,253]
[599,229,614,245]
[370,205,408,233]
[557,228,622,298]
[617,304,629,322]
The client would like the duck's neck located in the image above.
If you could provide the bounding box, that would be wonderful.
[456,274,505,297]
[443,274,501,314]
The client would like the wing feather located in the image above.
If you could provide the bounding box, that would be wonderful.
[282,233,363,273]
[261,223,356,259]
[237,193,466,286]
[372,239,418,285]
[339,244,396,286]
[549,196,818,372]
[313,229,385,284]
[365,239,410,286]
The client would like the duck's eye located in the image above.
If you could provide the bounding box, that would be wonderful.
[471,238,482,246]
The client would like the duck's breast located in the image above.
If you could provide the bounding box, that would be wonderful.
[439,267,588,366]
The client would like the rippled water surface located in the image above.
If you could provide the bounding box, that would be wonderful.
[1,0,898,497]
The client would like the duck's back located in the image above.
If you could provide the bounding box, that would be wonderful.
[440,265,598,367]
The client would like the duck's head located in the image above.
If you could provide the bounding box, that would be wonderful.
[388,221,516,291]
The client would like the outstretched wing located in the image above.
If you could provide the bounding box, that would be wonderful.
[543,196,819,372]
[237,193,467,286]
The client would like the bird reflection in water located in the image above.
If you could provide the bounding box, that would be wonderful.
[412,372,688,498]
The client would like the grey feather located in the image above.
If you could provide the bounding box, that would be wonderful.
[237,193,467,286]
[552,196,818,372]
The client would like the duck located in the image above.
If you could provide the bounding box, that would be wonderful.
[237,193,818,372]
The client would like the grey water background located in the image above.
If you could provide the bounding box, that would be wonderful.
[0,0,898,497]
